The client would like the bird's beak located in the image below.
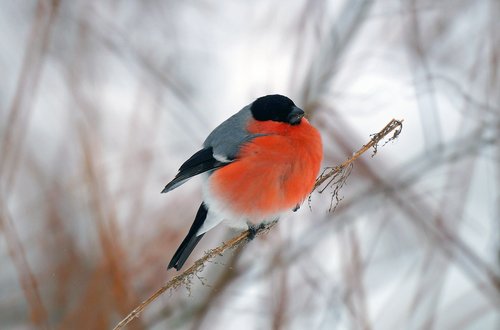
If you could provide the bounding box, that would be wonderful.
[288,106,305,125]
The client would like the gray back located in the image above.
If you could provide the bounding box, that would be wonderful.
[203,104,260,160]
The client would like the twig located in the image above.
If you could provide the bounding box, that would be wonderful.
[313,118,403,191]
[112,221,278,330]
[113,118,403,330]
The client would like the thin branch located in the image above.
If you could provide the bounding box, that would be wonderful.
[313,118,403,190]
[112,221,277,330]
[113,118,404,330]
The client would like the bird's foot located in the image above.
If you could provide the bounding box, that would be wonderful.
[247,222,267,240]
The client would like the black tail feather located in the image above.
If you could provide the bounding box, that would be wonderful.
[168,203,208,270]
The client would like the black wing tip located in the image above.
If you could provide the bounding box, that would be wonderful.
[161,147,226,194]
[161,176,186,194]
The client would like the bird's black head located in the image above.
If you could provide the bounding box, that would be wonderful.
[250,94,305,125]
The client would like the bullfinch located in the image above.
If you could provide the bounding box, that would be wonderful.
[162,94,323,270]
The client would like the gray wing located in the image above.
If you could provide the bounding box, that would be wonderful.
[162,105,259,193]
[203,104,259,160]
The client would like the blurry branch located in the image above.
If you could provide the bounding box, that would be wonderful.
[0,206,50,330]
[0,0,60,194]
[113,118,403,330]
[0,1,59,329]
[299,0,373,104]
[430,74,500,115]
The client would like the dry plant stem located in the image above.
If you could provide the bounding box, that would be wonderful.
[112,222,278,330]
[113,118,403,330]
[313,118,403,190]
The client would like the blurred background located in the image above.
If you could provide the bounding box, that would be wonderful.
[1,0,499,329]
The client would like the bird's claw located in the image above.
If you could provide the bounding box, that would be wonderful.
[247,222,266,240]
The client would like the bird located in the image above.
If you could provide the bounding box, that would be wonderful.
[162,94,323,270]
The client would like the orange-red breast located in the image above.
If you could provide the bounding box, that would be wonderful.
[162,95,323,270]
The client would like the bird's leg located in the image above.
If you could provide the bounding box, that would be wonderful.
[246,221,267,240]
[246,222,258,240]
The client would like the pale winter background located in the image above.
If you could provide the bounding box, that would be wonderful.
[0,0,499,329]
